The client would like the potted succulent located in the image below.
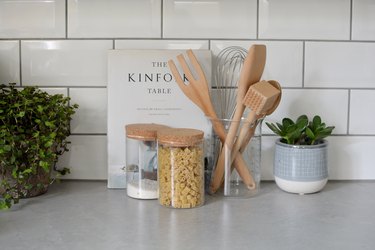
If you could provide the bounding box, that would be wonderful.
[0,83,78,209]
[266,115,335,194]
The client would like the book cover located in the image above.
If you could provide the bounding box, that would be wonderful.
[107,49,212,188]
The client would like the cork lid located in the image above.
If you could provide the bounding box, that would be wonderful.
[125,123,170,141]
[157,128,204,147]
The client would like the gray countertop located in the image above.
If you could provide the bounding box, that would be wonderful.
[1,181,375,250]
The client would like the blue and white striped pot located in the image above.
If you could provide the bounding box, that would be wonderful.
[274,139,328,194]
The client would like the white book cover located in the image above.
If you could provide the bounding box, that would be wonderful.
[107,49,213,188]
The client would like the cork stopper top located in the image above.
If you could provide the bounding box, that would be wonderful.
[157,128,204,147]
[126,123,170,141]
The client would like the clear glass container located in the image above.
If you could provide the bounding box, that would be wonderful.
[157,128,205,208]
[209,118,262,198]
[125,123,169,199]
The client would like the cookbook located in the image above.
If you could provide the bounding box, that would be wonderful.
[107,49,212,188]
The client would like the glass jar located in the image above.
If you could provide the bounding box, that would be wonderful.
[125,123,169,199]
[157,128,204,208]
[209,117,262,198]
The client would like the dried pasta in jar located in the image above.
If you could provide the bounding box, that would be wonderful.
[157,128,204,208]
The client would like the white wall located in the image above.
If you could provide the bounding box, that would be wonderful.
[1,0,374,180]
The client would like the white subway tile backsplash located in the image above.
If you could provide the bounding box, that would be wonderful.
[58,135,107,180]
[163,0,257,39]
[68,0,161,38]
[352,0,375,41]
[21,40,112,86]
[0,0,65,38]
[70,88,107,134]
[327,136,375,179]
[115,40,209,50]
[0,41,20,85]
[211,41,303,87]
[349,90,375,135]
[259,0,351,40]
[264,89,348,135]
[305,42,375,88]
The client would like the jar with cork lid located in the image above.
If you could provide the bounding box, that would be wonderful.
[157,128,205,208]
[125,123,169,199]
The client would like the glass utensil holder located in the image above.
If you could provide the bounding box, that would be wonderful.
[210,118,262,198]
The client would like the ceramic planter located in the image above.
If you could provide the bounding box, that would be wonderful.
[274,139,328,194]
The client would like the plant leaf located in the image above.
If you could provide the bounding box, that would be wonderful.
[282,118,294,128]
[305,127,315,139]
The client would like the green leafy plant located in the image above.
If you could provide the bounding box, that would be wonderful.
[0,83,78,209]
[266,115,335,145]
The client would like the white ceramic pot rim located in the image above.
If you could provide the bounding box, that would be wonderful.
[275,138,328,149]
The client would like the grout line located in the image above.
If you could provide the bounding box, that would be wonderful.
[302,41,305,88]
[19,40,22,86]
[349,0,353,40]
[71,133,107,136]
[65,0,68,39]
[256,0,259,40]
[347,89,351,135]
[262,134,375,137]
[1,38,375,43]
[161,0,164,38]
[24,85,108,89]
[281,86,375,90]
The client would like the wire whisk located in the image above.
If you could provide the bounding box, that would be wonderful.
[213,46,248,120]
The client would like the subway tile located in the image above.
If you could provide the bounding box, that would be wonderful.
[39,88,68,96]
[263,89,348,135]
[261,136,375,180]
[327,136,375,179]
[70,88,107,134]
[349,90,375,134]
[0,0,65,38]
[0,41,20,85]
[21,40,112,86]
[163,0,257,39]
[352,0,375,41]
[305,42,375,88]
[211,41,303,88]
[261,135,278,180]
[258,0,351,40]
[68,0,161,38]
[57,135,107,180]
[115,40,209,50]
